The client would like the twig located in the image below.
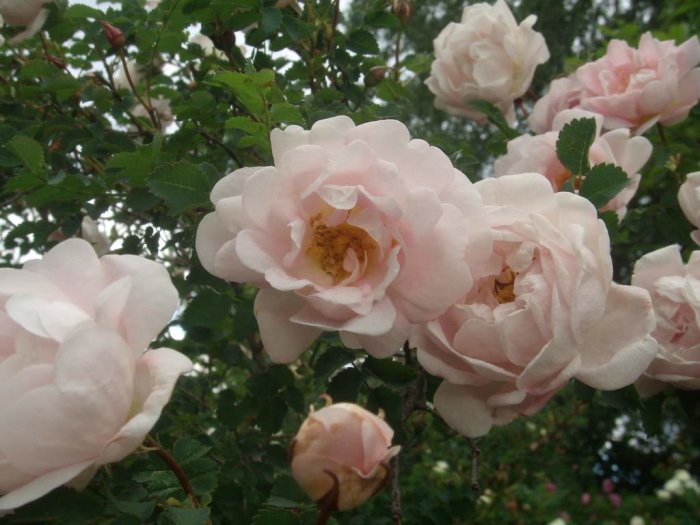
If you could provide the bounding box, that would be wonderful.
[390,455,401,525]
[656,122,667,147]
[199,130,243,166]
[118,49,160,129]
[145,436,200,507]
[470,438,481,494]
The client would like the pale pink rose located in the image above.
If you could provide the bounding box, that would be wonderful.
[290,403,400,511]
[576,33,700,134]
[678,172,700,244]
[0,0,51,43]
[528,75,584,133]
[0,239,192,511]
[196,116,491,361]
[632,245,700,396]
[581,492,591,506]
[425,0,549,122]
[412,174,659,438]
[609,493,622,508]
[495,109,652,218]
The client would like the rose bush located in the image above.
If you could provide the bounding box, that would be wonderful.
[0,239,192,510]
[495,109,652,217]
[530,32,700,134]
[290,402,400,511]
[425,0,549,122]
[631,245,700,396]
[412,174,658,437]
[678,172,700,244]
[196,115,491,361]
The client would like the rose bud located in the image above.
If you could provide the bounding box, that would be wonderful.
[290,403,400,512]
[100,20,125,50]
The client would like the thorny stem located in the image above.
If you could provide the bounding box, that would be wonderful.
[470,438,481,494]
[118,49,160,129]
[390,455,402,525]
[145,436,200,508]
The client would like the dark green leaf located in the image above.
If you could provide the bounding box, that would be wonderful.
[364,11,401,29]
[314,347,355,380]
[347,30,380,55]
[6,135,45,176]
[468,100,519,139]
[556,117,596,177]
[364,356,416,385]
[148,161,213,213]
[159,507,211,525]
[327,367,362,402]
[579,163,630,208]
[252,509,300,525]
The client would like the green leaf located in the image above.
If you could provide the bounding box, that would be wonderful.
[106,151,153,185]
[364,356,416,385]
[327,367,362,402]
[364,11,401,29]
[148,161,214,213]
[183,289,232,328]
[468,100,519,139]
[159,507,211,525]
[270,103,305,125]
[640,394,664,437]
[556,117,597,177]
[174,438,212,465]
[579,163,630,208]
[347,30,380,55]
[261,7,282,36]
[252,509,300,525]
[226,116,267,134]
[6,135,45,176]
[314,347,355,380]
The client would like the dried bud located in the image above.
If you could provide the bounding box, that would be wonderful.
[290,403,400,512]
[100,21,125,50]
[391,0,413,25]
[365,66,388,87]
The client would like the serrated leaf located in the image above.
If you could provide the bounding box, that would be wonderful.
[364,11,401,29]
[148,161,213,213]
[556,117,596,177]
[6,135,45,176]
[468,100,519,139]
[208,72,269,115]
[106,151,153,185]
[347,30,380,55]
[579,163,630,208]
[314,347,355,380]
[270,103,305,125]
[63,4,104,19]
[327,367,362,402]
[226,116,266,134]
[173,438,212,465]
[261,7,282,35]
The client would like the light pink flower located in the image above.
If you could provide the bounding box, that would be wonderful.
[290,403,399,511]
[581,492,591,505]
[196,116,490,361]
[0,239,192,511]
[0,0,51,43]
[632,245,700,396]
[412,174,658,437]
[495,109,652,218]
[678,172,700,244]
[425,0,549,122]
[528,75,584,133]
[609,493,622,508]
[530,33,700,135]
[602,478,615,494]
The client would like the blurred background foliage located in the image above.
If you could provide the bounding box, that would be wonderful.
[1,0,700,523]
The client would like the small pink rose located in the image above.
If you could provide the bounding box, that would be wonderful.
[290,403,400,511]
[602,478,615,494]
[678,172,700,244]
[546,482,557,493]
[581,492,591,505]
[609,493,622,508]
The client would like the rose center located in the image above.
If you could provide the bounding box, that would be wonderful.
[307,215,376,284]
[492,267,518,304]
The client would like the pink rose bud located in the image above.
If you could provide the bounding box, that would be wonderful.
[581,492,591,506]
[391,0,413,25]
[546,482,557,494]
[100,20,125,49]
[602,478,615,494]
[290,403,400,512]
[609,493,622,508]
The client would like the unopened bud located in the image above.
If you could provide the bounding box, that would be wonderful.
[290,403,400,512]
[100,21,125,50]
[365,66,388,87]
[391,0,413,25]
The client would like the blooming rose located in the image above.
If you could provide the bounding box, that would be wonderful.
[495,109,652,218]
[425,0,549,122]
[0,0,51,44]
[290,403,399,511]
[196,116,490,361]
[631,245,700,396]
[530,33,700,134]
[412,174,658,437]
[0,239,192,510]
[678,172,700,244]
